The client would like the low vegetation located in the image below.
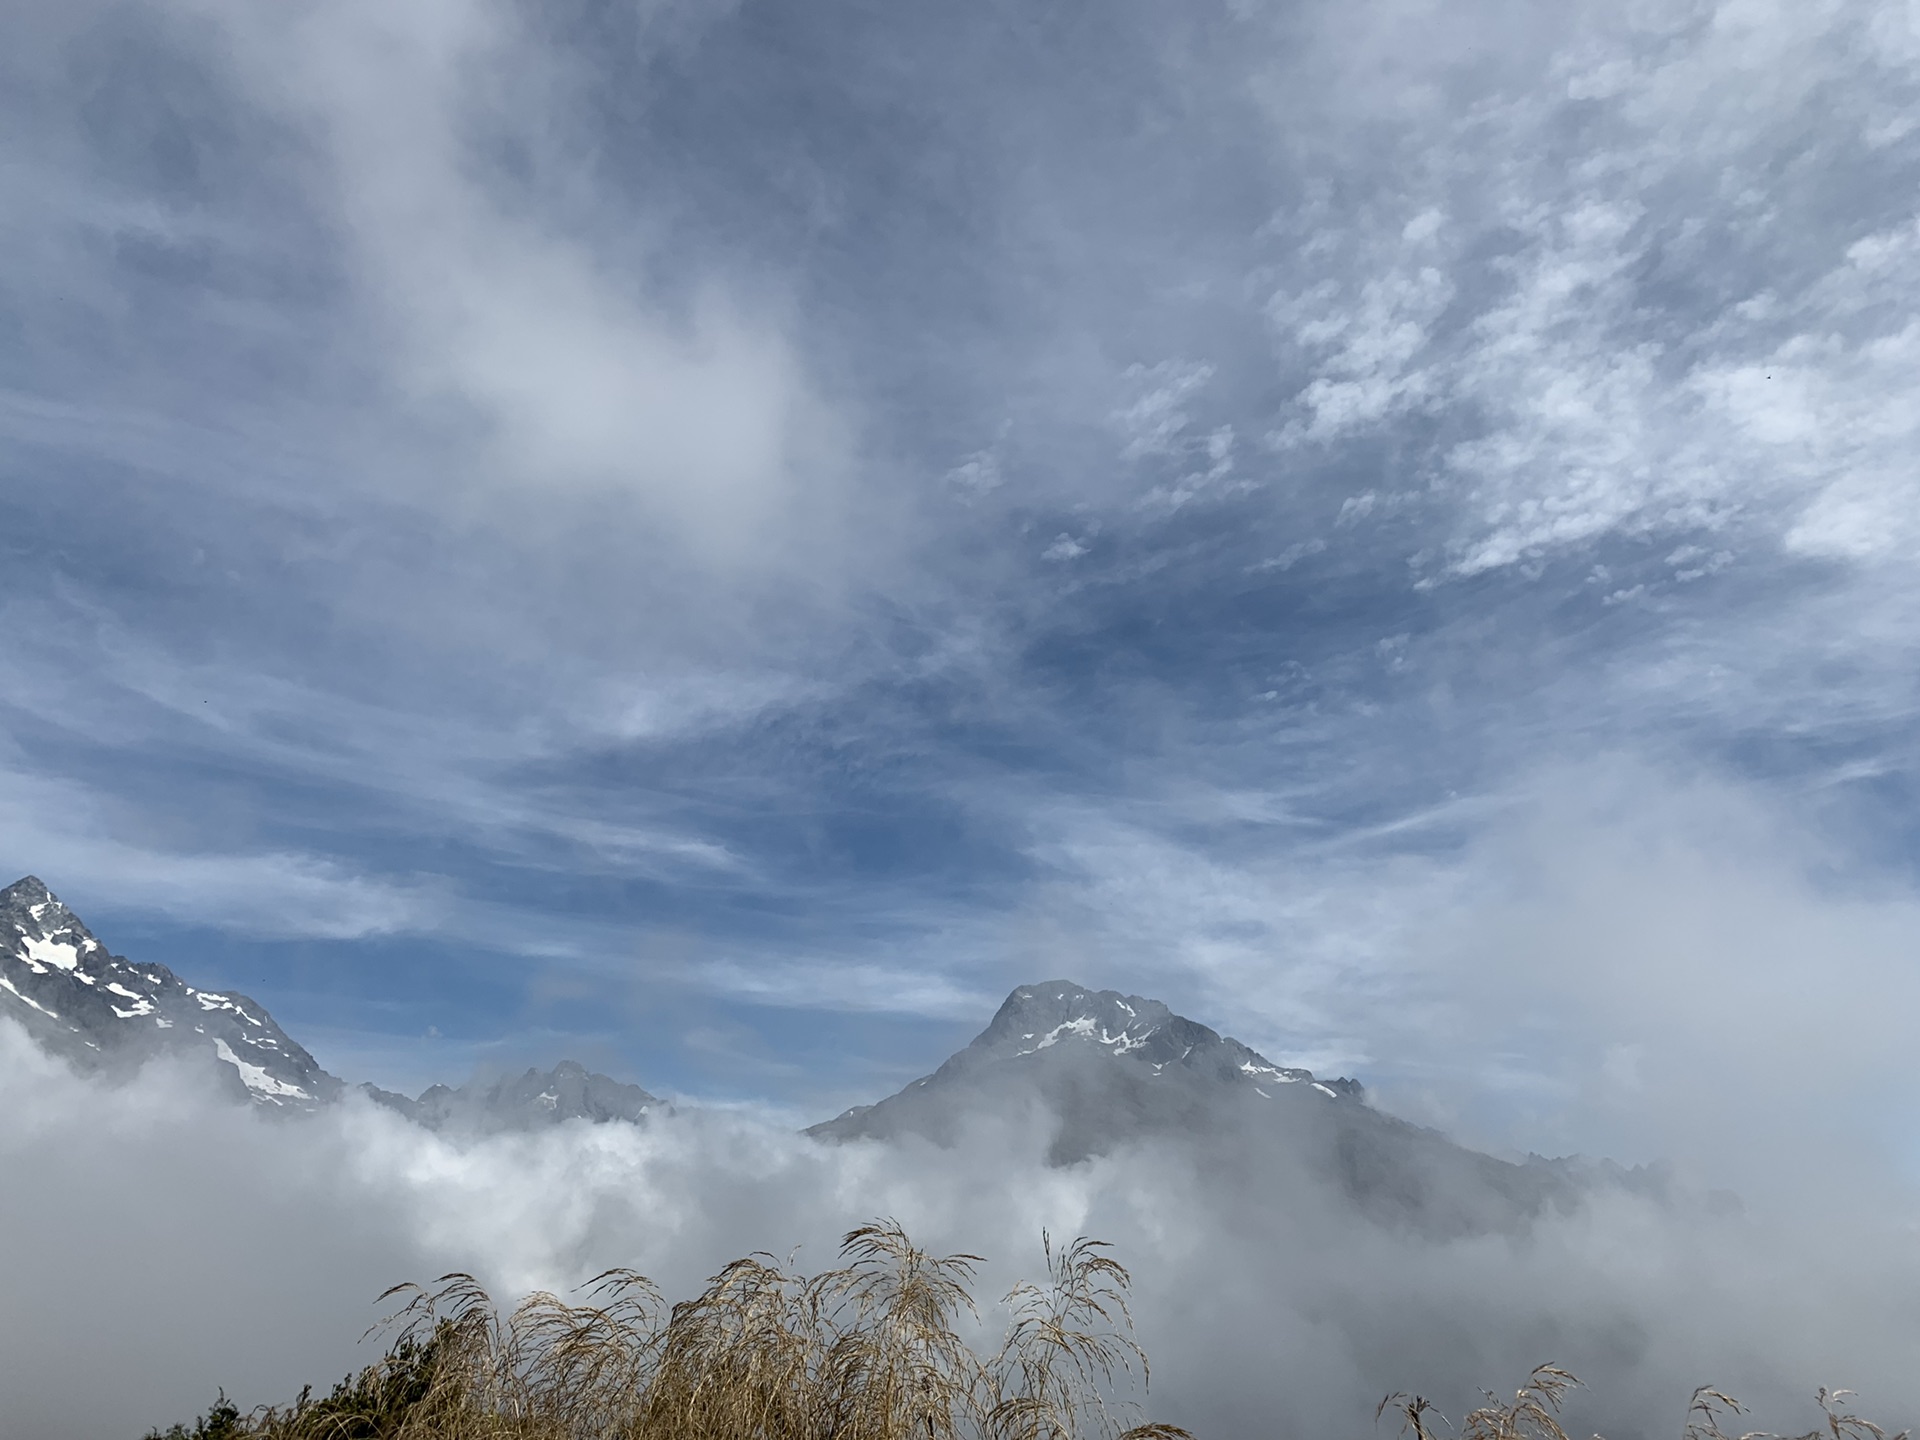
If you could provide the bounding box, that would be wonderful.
[147,1224,1904,1440]
[1380,1363,1906,1440]
[147,1222,1185,1440]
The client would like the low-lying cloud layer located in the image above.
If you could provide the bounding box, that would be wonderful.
[6,1022,1917,1440]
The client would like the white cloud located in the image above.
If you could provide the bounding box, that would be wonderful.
[0,765,442,941]
[1253,2,1920,584]
[189,0,841,564]
[1003,754,1920,1195]
[686,955,995,1020]
[1112,360,1216,459]
[0,595,771,894]
[1248,538,1327,573]
[8,1020,1920,1440]
[944,449,1007,496]
[1270,262,1452,445]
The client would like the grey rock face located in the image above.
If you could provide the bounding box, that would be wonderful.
[362,1060,659,1133]
[810,979,1605,1236]
[0,875,342,1109]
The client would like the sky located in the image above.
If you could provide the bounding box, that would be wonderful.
[5,0,1920,1166]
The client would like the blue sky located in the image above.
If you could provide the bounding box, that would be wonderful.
[7,0,1920,1157]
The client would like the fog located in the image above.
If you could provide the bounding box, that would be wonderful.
[5,1011,1918,1440]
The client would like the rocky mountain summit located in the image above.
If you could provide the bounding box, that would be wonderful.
[1,875,341,1108]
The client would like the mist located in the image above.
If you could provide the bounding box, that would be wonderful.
[6,978,1919,1440]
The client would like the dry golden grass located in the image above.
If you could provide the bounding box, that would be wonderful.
[1380,1363,1583,1440]
[1382,1364,1908,1440]
[151,1226,1908,1440]
[203,1220,1189,1440]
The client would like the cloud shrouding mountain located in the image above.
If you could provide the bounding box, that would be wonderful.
[6,1025,1920,1440]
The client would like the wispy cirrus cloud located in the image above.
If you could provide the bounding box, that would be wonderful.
[0,765,446,941]
[6,0,1920,1142]
[1252,1,1920,585]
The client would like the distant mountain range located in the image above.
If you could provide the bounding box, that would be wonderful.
[360,1061,659,1132]
[2,875,1663,1229]
[0,876,643,1128]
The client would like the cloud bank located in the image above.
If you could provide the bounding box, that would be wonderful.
[6,1027,1918,1440]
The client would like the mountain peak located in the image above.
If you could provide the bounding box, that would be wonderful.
[2,874,55,906]
[2,874,108,976]
[1,875,340,1109]
[809,978,1360,1148]
[974,981,1178,1057]
[3,874,79,933]
[962,979,1343,1094]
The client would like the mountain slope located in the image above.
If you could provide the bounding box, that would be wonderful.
[810,980,1600,1235]
[0,875,342,1109]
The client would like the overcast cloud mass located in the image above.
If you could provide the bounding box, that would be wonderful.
[5,0,1920,1432]
[8,1031,1920,1440]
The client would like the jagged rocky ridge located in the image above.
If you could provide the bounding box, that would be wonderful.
[0,876,646,1127]
[1,875,342,1108]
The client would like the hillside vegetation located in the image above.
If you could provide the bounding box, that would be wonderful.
[145,1221,1186,1440]
[144,1222,1902,1440]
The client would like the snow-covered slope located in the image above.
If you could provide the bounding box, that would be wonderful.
[0,875,342,1109]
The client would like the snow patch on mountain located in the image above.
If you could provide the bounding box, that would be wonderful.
[21,934,82,972]
[214,1038,312,1101]
[965,981,1344,1097]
